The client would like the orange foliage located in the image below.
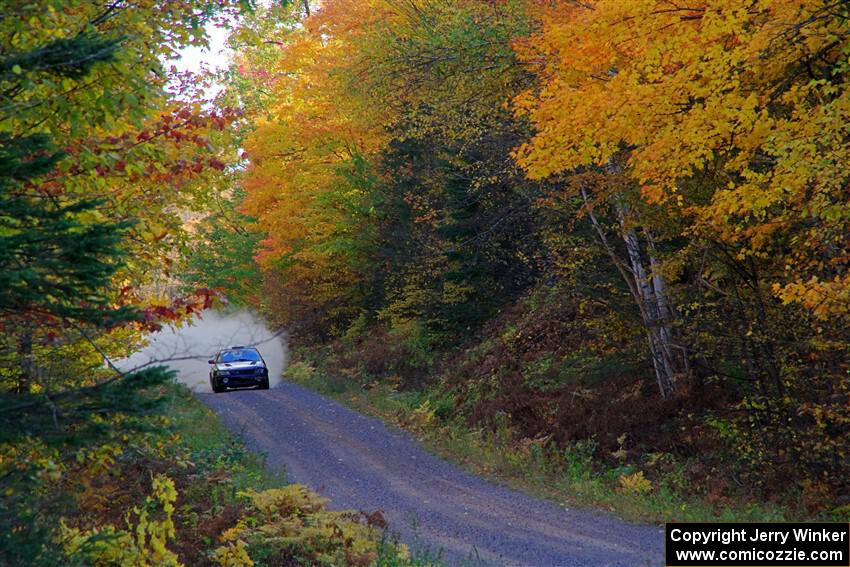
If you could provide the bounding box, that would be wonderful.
[514,0,850,317]
[240,1,389,267]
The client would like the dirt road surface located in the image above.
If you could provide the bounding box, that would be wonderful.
[132,310,663,566]
[202,386,663,566]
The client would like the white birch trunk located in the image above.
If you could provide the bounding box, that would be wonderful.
[585,156,683,397]
[615,202,677,397]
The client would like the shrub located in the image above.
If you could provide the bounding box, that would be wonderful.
[215,485,410,567]
[619,471,653,495]
[285,361,317,384]
[59,474,180,567]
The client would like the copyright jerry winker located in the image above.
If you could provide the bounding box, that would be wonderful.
[665,522,850,567]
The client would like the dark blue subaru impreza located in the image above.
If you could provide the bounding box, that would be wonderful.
[208,346,270,393]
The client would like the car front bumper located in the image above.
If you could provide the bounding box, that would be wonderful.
[218,373,267,387]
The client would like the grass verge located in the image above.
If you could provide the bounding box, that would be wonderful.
[285,354,795,526]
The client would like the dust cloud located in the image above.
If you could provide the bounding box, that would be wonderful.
[118,310,287,393]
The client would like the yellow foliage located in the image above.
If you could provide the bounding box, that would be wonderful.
[212,540,254,567]
[216,485,394,567]
[237,0,530,331]
[618,471,653,495]
[773,276,850,320]
[284,361,318,383]
[240,2,388,264]
[0,438,62,487]
[59,474,181,567]
[515,0,850,317]
[411,400,438,430]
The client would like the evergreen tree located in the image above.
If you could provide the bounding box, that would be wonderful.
[0,33,135,325]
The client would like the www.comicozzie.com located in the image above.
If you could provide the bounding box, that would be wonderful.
[665,522,850,566]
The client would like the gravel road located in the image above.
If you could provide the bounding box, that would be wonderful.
[127,310,663,566]
[201,384,664,566]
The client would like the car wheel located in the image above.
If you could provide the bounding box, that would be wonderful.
[211,379,225,393]
[257,376,270,390]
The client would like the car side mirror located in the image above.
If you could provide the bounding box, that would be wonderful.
[207,359,215,364]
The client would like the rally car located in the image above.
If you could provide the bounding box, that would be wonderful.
[208,346,270,393]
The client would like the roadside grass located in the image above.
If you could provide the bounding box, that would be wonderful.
[165,384,285,493]
[285,358,792,526]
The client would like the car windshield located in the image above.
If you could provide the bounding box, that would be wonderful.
[218,349,261,363]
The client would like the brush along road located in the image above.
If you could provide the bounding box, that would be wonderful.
[201,382,662,566]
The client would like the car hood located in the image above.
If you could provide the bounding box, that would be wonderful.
[215,361,265,371]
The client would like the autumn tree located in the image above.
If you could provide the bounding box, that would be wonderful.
[513,0,850,494]
[0,2,250,561]
[234,0,549,344]
[1,0,243,390]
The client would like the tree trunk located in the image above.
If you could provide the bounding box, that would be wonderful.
[17,327,34,393]
[615,201,678,397]
[581,184,684,397]
[582,156,685,397]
